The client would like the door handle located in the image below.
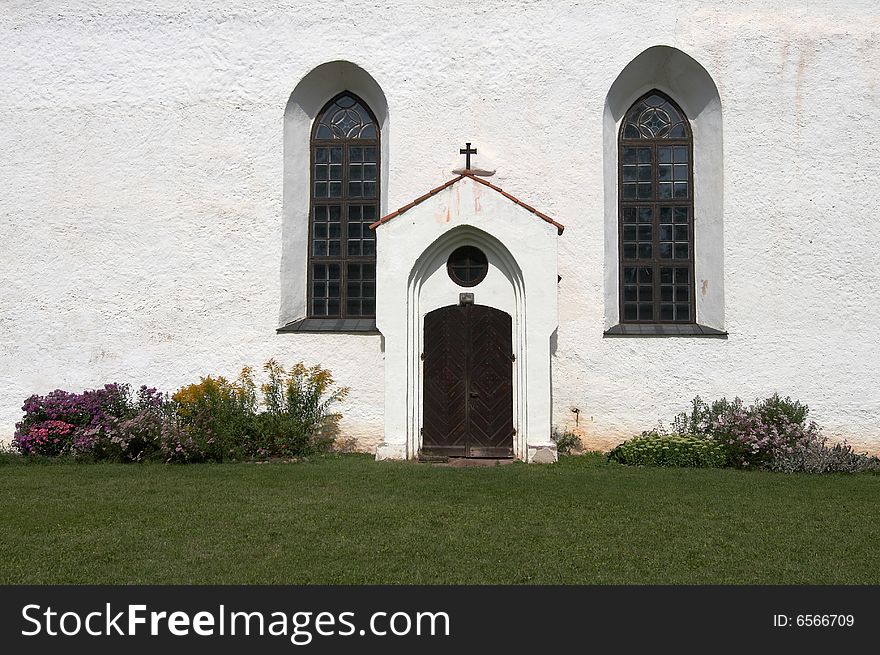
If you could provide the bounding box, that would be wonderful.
[469,392,480,398]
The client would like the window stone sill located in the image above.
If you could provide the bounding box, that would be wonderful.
[603,324,727,337]
[277,318,379,334]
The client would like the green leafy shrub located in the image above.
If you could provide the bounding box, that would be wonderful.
[171,368,258,461]
[256,360,349,458]
[671,396,742,437]
[608,433,726,468]
[169,361,349,461]
[551,427,582,455]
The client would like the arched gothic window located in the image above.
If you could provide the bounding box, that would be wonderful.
[619,91,694,323]
[309,92,379,317]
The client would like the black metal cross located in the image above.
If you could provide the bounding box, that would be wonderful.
[459,142,477,170]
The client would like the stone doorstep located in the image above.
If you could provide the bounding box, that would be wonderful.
[529,447,557,464]
[426,458,515,468]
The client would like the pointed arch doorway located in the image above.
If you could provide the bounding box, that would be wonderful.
[371,176,564,463]
[421,304,515,458]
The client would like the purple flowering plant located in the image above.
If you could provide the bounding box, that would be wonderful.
[671,394,820,468]
[14,385,127,456]
[13,384,169,459]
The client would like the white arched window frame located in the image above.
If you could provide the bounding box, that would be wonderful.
[279,61,389,332]
[603,46,726,336]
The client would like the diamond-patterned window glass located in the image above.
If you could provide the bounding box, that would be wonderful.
[622,93,689,140]
[619,90,694,324]
[309,92,379,318]
[314,94,378,140]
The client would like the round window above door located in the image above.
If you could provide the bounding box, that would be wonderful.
[447,246,488,287]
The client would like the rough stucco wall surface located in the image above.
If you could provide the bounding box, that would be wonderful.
[1,1,879,452]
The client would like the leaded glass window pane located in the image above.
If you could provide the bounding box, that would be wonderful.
[621,93,690,141]
[314,94,378,140]
[345,263,376,317]
[309,92,379,318]
[618,90,694,324]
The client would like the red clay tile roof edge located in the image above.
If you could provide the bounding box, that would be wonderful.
[368,172,564,235]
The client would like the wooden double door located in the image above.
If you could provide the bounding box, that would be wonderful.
[421,304,514,458]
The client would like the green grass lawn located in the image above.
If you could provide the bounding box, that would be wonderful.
[1,453,878,584]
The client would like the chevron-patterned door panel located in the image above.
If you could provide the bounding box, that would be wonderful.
[421,304,514,458]
[422,305,469,457]
[466,306,514,457]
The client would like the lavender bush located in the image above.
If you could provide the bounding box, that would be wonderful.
[667,394,816,468]
[769,437,880,474]
[658,394,877,473]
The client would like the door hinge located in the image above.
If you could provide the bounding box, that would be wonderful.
[510,353,516,361]
[512,428,517,435]
[420,352,425,361]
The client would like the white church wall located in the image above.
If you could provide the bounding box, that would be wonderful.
[1,1,878,453]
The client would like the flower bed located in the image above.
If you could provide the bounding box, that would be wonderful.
[12,361,348,463]
[609,394,880,473]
